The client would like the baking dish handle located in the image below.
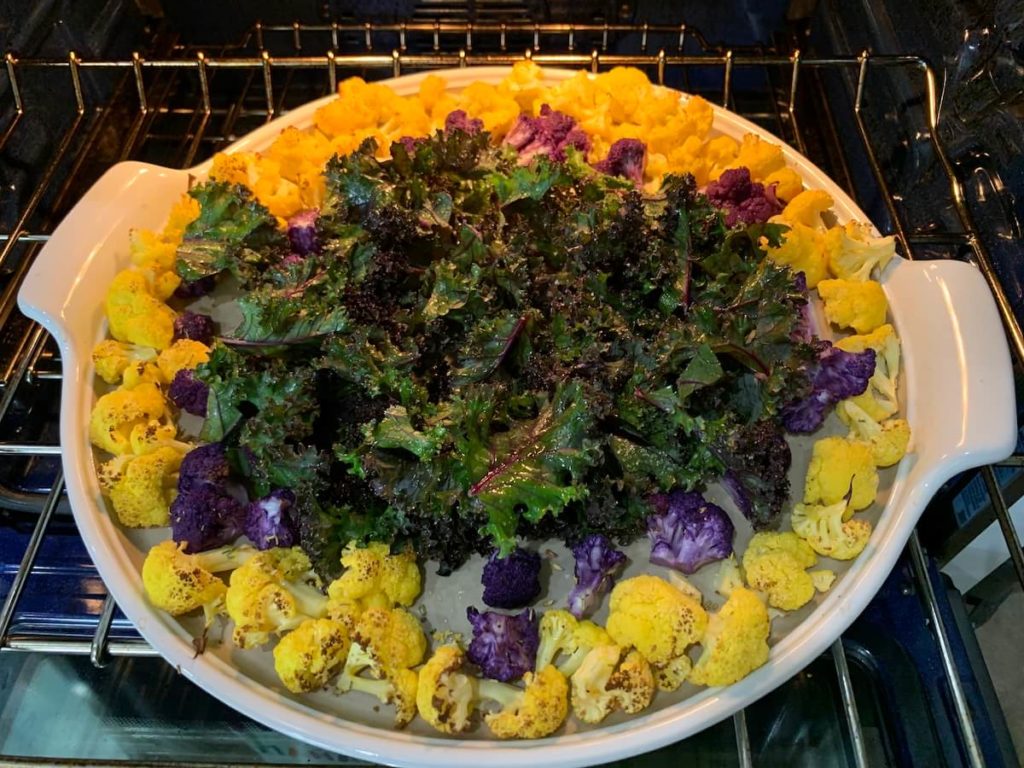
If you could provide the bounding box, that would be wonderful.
[885,257,1017,481]
[17,161,191,351]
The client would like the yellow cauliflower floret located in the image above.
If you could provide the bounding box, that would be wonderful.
[418,73,448,111]
[209,151,259,189]
[483,665,569,740]
[778,189,834,230]
[273,617,351,693]
[825,221,896,281]
[791,500,873,560]
[129,228,178,272]
[689,587,770,687]
[765,222,830,288]
[742,532,821,612]
[88,381,169,455]
[817,278,888,334]
[225,548,325,649]
[836,324,901,422]
[840,400,911,467]
[606,574,708,691]
[337,646,419,728]
[105,268,177,350]
[104,445,182,527]
[764,167,803,202]
[416,644,477,734]
[141,540,252,620]
[163,194,200,240]
[156,339,210,381]
[91,339,156,385]
[121,360,166,389]
[535,609,613,676]
[326,541,421,612]
[351,606,427,673]
[729,133,786,181]
[571,645,655,723]
[803,435,879,511]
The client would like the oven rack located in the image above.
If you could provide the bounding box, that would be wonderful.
[0,21,1020,768]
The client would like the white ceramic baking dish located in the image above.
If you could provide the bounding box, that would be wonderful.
[17,67,1017,768]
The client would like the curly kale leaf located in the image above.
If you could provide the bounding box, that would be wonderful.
[176,181,286,283]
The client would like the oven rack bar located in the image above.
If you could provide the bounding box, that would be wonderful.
[0,31,1012,767]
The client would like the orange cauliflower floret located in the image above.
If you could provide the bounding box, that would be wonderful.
[326,541,422,613]
[156,339,210,381]
[742,532,832,611]
[728,133,786,181]
[606,575,708,691]
[105,268,177,350]
[689,587,770,687]
[825,221,896,281]
[764,167,804,202]
[791,500,873,561]
[88,381,170,455]
[91,339,156,385]
[836,323,901,422]
[570,645,655,723]
[765,222,830,288]
[141,540,253,621]
[803,435,879,511]
[273,617,352,693]
[817,278,889,334]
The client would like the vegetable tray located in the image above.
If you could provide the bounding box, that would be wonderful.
[17,67,1017,768]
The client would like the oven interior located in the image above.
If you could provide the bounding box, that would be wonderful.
[0,2,1022,766]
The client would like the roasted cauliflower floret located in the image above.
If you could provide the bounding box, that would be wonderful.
[225,548,328,648]
[416,644,478,734]
[742,532,832,611]
[765,222,829,288]
[803,436,879,511]
[326,541,422,613]
[92,339,157,385]
[273,617,351,693]
[100,444,183,527]
[105,268,177,350]
[535,609,613,676]
[141,540,254,621]
[825,221,896,282]
[791,500,873,560]
[689,587,770,687]
[338,655,419,728]
[570,644,655,723]
[605,575,708,691]
[817,278,889,335]
[89,381,170,455]
[840,401,911,467]
[836,323,901,421]
[156,339,211,382]
[777,189,833,230]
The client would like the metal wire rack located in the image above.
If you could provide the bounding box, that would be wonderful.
[0,19,1021,768]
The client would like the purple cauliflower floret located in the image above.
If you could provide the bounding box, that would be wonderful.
[717,420,792,531]
[482,547,541,609]
[177,442,230,495]
[173,275,216,299]
[244,489,297,550]
[396,135,425,155]
[647,490,735,574]
[173,310,215,345]
[168,368,209,417]
[593,138,647,185]
[780,342,876,433]
[502,104,591,165]
[466,607,540,682]
[286,209,320,255]
[170,483,246,554]
[444,109,484,136]
[706,167,783,227]
[567,534,627,619]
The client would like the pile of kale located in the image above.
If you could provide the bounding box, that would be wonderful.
[177,126,825,579]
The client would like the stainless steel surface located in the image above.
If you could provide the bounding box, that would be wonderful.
[0,19,1020,767]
